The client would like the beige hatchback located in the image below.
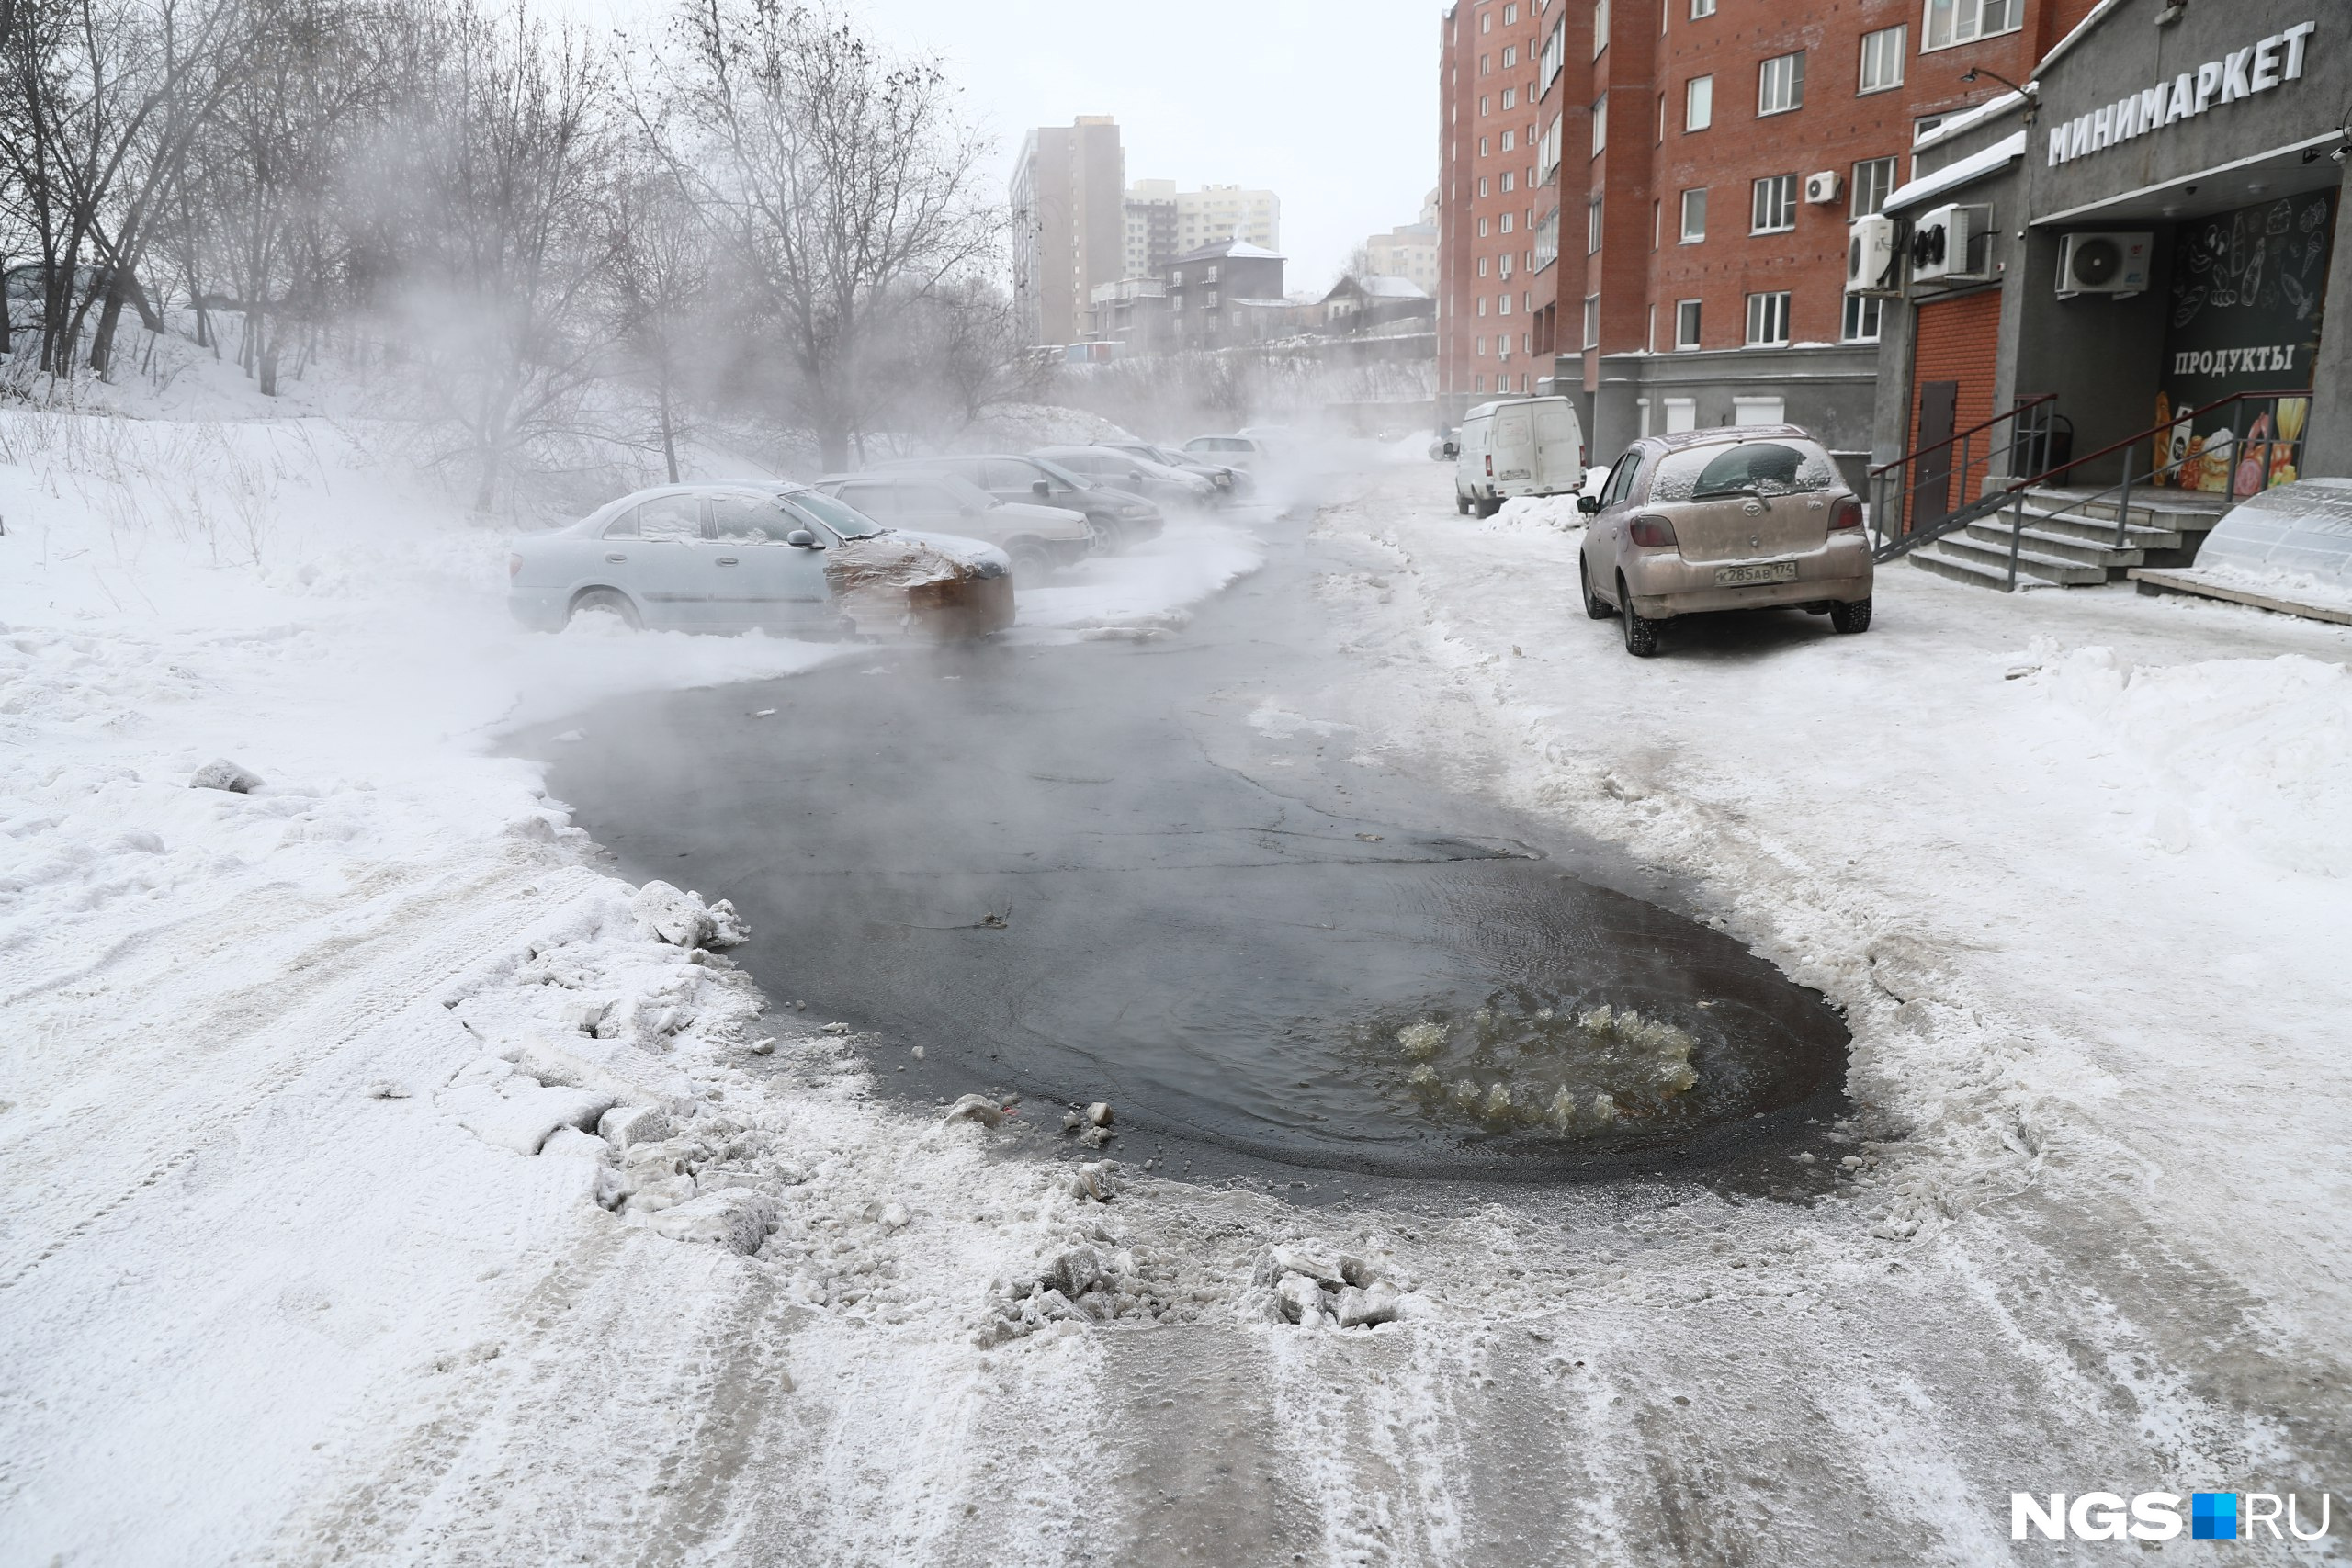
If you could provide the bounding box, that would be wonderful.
[1577,425,1872,657]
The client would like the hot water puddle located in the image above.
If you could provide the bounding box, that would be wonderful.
[531,531,1850,1186]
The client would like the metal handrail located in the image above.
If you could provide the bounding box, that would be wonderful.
[1869,391,2057,478]
[1866,393,2061,551]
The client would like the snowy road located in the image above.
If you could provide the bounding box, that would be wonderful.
[6,441,2349,1564]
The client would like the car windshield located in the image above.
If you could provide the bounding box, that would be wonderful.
[784,488,885,538]
[1026,456,1092,491]
[1652,440,1838,503]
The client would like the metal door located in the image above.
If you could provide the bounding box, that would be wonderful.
[1910,380,1957,536]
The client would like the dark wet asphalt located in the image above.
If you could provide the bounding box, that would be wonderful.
[527,497,1852,1199]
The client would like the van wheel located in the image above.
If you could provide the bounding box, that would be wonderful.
[1619,576,1659,658]
[1579,557,1615,620]
[569,588,640,630]
[1830,597,1872,634]
[1455,490,1472,515]
[1476,495,1501,519]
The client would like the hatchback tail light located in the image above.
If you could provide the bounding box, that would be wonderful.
[508,552,524,579]
[1627,515,1679,548]
[1828,497,1864,531]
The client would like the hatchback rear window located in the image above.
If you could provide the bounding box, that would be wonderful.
[1651,440,1837,502]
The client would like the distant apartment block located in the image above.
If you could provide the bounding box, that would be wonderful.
[1124,179,1280,279]
[1011,116,1127,345]
[1365,194,1441,295]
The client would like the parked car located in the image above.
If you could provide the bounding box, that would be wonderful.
[1182,434,1272,470]
[1030,444,1213,510]
[1429,427,1460,461]
[507,482,1012,637]
[1455,396,1584,516]
[1100,439,1253,500]
[885,453,1164,550]
[1576,425,1872,658]
[812,470,1092,578]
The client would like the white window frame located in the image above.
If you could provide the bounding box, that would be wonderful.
[1922,0,2018,52]
[1750,173,1796,234]
[1502,87,1517,109]
[1501,129,1515,151]
[1583,294,1600,350]
[1591,96,1608,156]
[1588,195,1604,254]
[1849,155,1897,219]
[1745,290,1792,347]
[1499,211,1514,233]
[1679,186,1706,243]
[1858,25,1905,95]
[1685,74,1713,131]
[1689,0,1715,16]
[1541,17,1566,93]
[1537,116,1563,185]
[1593,0,1610,55]
[1533,207,1559,271]
[1503,44,1517,68]
[1674,299,1702,350]
[1842,292,1883,343]
[1758,51,1804,117]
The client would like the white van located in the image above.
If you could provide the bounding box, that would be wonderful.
[1454,397,1585,516]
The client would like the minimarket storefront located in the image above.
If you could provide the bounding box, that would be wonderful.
[1869,0,2352,512]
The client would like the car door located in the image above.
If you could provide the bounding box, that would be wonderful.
[617,493,707,626]
[1586,449,1647,588]
[979,457,1047,506]
[706,491,829,632]
[895,479,995,544]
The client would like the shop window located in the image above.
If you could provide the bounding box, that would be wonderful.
[1679,186,1707,243]
[1850,156,1897,218]
[1751,174,1797,234]
[1675,299,1702,350]
[1758,51,1804,117]
[1858,26,1905,94]
[1746,290,1792,346]
[1923,0,2018,52]
[1685,74,1713,130]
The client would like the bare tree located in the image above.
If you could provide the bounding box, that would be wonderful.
[646,0,993,468]
[601,154,711,481]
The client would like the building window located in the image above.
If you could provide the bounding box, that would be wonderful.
[1675,299,1702,349]
[1475,374,1487,392]
[1478,217,1489,236]
[1537,116,1563,184]
[1479,176,1490,197]
[1652,197,1661,249]
[1689,0,1714,15]
[1858,26,1906,94]
[1588,196,1604,253]
[1593,0,1610,55]
[1499,211,1514,233]
[1751,173,1796,233]
[1850,155,1897,218]
[1503,45,1517,67]
[1478,255,1489,276]
[1478,297,1489,317]
[1923,0,2018,51]
[1481,9,1491,30]
[1842,293,1883,343]
[1500,251,1514,276]
[1679,186,1707,243]
[1504,2,1517,20]
[1501,130,1515,151]
[1590,96,1608,155]
[1480,135,1490,156]
[1584,294,1600,348]
[1685,75,1713,130]
[1745,290,1792,345]
[1476,336,1487,354]
[1499,291,1513,316]
[1758,51,1805,116]
[1503,171,1517,192]
[1541,17,1566,91]
[1480,96,1490,116]
[1502,87,1517,109]
[1534,208,1559,270]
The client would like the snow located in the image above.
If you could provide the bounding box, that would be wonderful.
[1883,130,2029,213]
[8,419,2351,1560]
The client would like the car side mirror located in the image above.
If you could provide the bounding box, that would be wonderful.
[1577,495,1601,514]
[1031,479,1051,499]
[785,528,821,548]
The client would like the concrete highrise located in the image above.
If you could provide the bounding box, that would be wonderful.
[1011,117,1127,346]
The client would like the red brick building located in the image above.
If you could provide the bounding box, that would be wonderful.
[1439,0,2100,469]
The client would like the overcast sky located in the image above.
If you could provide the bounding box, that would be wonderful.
[584,0,1442,293]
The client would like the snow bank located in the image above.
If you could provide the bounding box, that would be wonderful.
[1487,494,1587,534]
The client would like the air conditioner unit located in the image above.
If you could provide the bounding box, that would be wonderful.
[1804,171,1842,205]
[2056,231,2154,298]
[1910,202,1993,286]
[1847,214,1899,295]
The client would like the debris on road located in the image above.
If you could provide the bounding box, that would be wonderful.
[630,880,751,950]
[944,1094,1010,1128]
[189,758,264,794]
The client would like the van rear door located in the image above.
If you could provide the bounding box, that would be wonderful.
[1533,401,1581,488]
[1492,404,1534,481]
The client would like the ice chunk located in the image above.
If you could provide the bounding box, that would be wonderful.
[1397,1021,1447,1059]
[596,1102,671,1150]
[448,1081,614,1156]
[189,759,264,794]
[1275,1272,1332,1325]
[630,1187,776,1254]
[539,1126,607,1160]
[629,880,751,949]
[514,1032,696,1111]
[943,1094,1007,1128]
[1268,1244,1345,1287]
[1334,1282,1401,1328]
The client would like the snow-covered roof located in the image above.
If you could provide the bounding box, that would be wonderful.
[1223,241,1283,260]
[1358,275,1429,299]
[1883,130,2028,214]
[1915,89,2029,152]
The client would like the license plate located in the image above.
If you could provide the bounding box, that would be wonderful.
[1716,560,1797,586]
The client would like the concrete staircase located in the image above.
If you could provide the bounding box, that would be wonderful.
[1905,485,2233,592]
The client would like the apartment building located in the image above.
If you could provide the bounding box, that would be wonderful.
[1123,180,1283,287]
[1439,0,2101,466]
[1365,198,1442,294]
[1011,117,1127,346]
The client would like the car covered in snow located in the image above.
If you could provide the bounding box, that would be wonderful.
[1577,425,1872,657]
[1182,434,1273,471]
[811,470,1094,579]
[1028,444,1214,510]
[883,453,1164,551]
[1099,439,1253,500]
[507,482,1013,639]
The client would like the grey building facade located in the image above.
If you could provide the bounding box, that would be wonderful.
[1011,118,1127,347]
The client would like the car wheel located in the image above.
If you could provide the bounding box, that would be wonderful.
[1006,541,1055,579]
[568,588,640,630]
[1830,596,1873,635]
[1580,556,1615,619]
[1618,575,1659,658]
